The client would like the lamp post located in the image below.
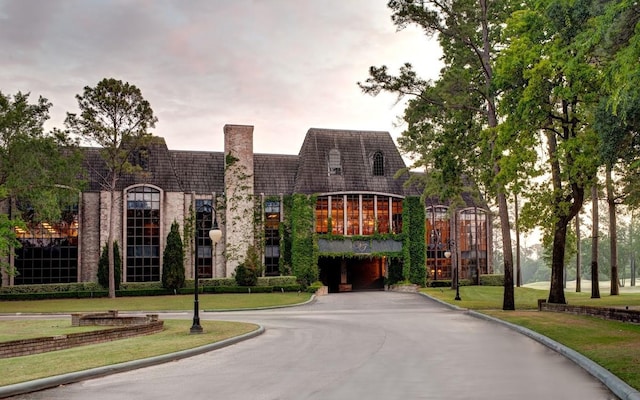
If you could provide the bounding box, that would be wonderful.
[190,205,222,334]
[444,241,461,301]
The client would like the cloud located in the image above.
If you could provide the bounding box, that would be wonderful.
[0,0,442,155]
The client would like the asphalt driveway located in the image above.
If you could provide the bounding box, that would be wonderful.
[8,291,619,400]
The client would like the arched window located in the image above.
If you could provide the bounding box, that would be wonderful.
[426,206,450,280]
[373,151,384,176]
[328,149,342,176]
[126,186,161,282]
[459,208,488,283]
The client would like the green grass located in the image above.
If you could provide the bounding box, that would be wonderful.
[422,286,640,391]
[0,292,313,314]
[0,292,312,388]
[421,286,640,310]
[0,319,258,386]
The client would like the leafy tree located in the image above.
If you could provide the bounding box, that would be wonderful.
[360,0,518,309]
[66,78,157,298]
[98,241,121,290]
[495,0,601,304]
[162,220,185,291]
[0,91,83,276]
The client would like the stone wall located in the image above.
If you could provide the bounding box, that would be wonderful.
[539,301,640,324]
[224,124,255,277]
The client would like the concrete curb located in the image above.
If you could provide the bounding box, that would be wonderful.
[419,292,640,400]
[0,325,265,398]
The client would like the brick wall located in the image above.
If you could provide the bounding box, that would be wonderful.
[0,320,164,359]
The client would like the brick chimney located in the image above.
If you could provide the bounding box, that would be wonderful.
[223,125,255,277]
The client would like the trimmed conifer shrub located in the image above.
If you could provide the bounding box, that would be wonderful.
[162,220,185,291]
[97,241,122,290]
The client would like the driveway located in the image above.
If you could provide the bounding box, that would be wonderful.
[9,292,618,400]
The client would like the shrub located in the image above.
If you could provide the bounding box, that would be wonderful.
[234,245,263,286]
[97,241,122,290]
[162,220,185,291]
[480,274,505,286]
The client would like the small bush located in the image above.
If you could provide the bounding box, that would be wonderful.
[480,274,505,286]
[97,241,122,290]
[234,245,263,286]
[162,220,185,291]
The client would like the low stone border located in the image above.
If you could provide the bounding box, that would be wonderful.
[538,300,640,324]
[1,312,163,359]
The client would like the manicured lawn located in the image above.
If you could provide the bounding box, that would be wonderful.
[0,292,312,314]
[422,286,640,391]
[0,292,312,387]
[0,320,258,386]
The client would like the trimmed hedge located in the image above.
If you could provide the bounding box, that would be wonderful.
[428,279,473,288]
[479,274,504,286]
[0,276,301,300]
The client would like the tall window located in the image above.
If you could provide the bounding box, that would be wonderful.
[331,196,344,234]
[426,206,451,280]
[315,197,329,234]
[376,196,389,233]
[346,195,359,235]
[195,199,214,278]
[362,195,375,235]
[328,149,342,175]
[14,205,79,284]
[459,208,488,281]
[265,200,280,276]
[126,186,160,282]
[392,198,403,234]
[373,151,384,176]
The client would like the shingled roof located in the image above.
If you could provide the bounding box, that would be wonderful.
[81,129,489,209]
[292,128,410,195]
[82,137,182,192]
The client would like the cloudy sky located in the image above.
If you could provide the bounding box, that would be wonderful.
[1,0,442,156]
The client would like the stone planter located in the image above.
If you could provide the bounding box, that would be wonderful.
[389,284,419,293]
[315,286,329,296]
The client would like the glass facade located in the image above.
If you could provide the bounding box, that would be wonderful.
[126,186,161,282]
[426,206,451,280]
[315,194,403,236]
[459,208,488,283]
[14,206,79,285]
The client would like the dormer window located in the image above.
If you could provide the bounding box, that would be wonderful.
[132,147,149,171]
[328,148,342,176]
[373,151,384,176]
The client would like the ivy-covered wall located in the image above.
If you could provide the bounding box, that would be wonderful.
[290,194,318,286]
[403,196,426,285]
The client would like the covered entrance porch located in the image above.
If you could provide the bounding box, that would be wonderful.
[319,256,386,293]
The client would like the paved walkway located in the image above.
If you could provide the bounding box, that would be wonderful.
[3,292,631,399]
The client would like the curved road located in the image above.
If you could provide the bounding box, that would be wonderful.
[11,292,617,399]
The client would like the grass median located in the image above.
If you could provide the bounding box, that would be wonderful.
[0,292,312,387]
[422,286,640,391]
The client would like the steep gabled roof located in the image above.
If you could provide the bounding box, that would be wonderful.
[170,150,225,194]
[293,128,410,195]
[254,153,298,195]
[82,137,183,192]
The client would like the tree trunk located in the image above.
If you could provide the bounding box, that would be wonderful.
[479,0,514,310]
[515,192,521,287]
[576,215,581,292]
[548,219,568,304]
[606,164,619,295]
[591,184,600,299]
[108,176,117,299]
